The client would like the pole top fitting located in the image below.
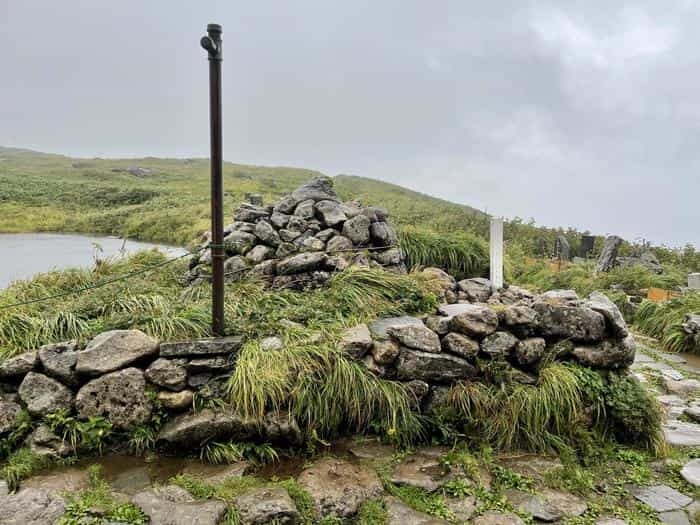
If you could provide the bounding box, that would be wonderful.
[201,23,223,61]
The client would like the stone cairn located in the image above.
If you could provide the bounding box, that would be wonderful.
[0,271,635,457]
[185,176,405,289]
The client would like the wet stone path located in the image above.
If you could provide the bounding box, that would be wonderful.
[3,334,700,524]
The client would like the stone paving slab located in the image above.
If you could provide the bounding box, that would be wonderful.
[627,484,692,512]
[658,509,691,525]
[664,421,700,447]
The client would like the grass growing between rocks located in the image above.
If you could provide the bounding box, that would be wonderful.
[636,292,700,354]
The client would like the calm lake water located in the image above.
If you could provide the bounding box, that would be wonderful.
[0,233,187,289]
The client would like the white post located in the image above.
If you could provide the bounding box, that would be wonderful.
[490,217,504,290]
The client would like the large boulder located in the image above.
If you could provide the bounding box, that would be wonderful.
[75,330,159,375]
[0,350,37,379]
[297,457,383,518]
[596,235,622,273]
[370,222,398,247]
[157,409,254,447]
[342,214,371,245]
[233,487,300,525]
[533,303,605,342]
[255,220,281,247]
[18,372,73,417]
[132,485,227,525]
[75,368,152,430]
[586,291,629,338]
[0,487,66,525]
[37,341,79,386]
[338,324,373,359]
[450,305,499,338]
[160,336,243,358]
[315,200,347,227]
[387,323,441,353]
[572,335,636,369]
[396,349,477,383]
[0,400,22,434]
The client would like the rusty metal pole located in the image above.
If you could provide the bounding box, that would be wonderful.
[201,24,225,336]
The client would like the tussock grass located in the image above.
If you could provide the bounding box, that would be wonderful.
[636,292,700,354]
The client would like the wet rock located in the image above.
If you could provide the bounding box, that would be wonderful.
[145,358,188,391]
[262,411,303,446]
[255,220,281,247]
[181,461,250,484]
[472,511,525,525]
[450,304,499,338]
[681,459,700,486]
[396,349,477,383]
[457,277,492,302]
[385,496,449,524]
[346,438,396,460]
[297,457,383,518]
[0,400,21,434]
[339,324,373,359]
[514,337,546,366]
[441,332,479,360]
[132,485,227,525]
[387,323,441,353]
[277,252,327,275]
[157,390,194,411]
[390,452,457,492]
[586,291,629,338]
[37,341,78,386]
[19,372,73,417]
[342,214,371,245]
[290,175,340,203]
[76,330,159,375]
[76,368,152,430]
[627,484,692,512]
[480,331,519,358]
[369,222,398,247]
[234,486,300,525]
[534,303,605,342]
[0,350,37,379]
[157,409,253,447]
[370,316,423,340]
[572,335,636,368]
[315,200,347,227]
[505,488,587,522]
[371,339,401,365]
[160,336,243,358]
[26,424,73,458]
[0,487,66,525]
[224,230,257,255]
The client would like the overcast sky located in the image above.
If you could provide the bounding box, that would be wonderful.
[1,1,698,247]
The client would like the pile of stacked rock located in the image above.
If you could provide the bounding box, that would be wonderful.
[340,269,635,409]
[186,176,405,289]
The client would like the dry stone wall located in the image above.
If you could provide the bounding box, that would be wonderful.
[185,176,405,289]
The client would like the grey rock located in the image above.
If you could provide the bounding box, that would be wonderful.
[0,400,21,434]
[326,235,353,252]
[685,406,700,422]
[262,411,303,446]
[658,510,690,525]
[572,335,636,368]
[297,457,383,518]
[274,194,300,214]
[132,485,227,525]
[371,339,401,364]
[160,336,243,358]
[385,496,449,524]
[515,337,546,366]
[586,291,629,338]
[369,221,398,247]
[445,496,477,522]
[387,323,441,353]
[19,372,73,417]
[556,234,571,260]
[342,214,371,245]
[299,236,325,252]
[500,305,539,327]
[339,324,373,359]
[596,235,623,273]
[362,354,388,377]
[254,220,281,247]
[391,452,457,492]
[270,211,291,229]
[37,341,78,386]
[245,244,275,263]
[224,256,250,280]
[315,228,336,242]
[290,175,340,203]
[362,206,389,222]
[424,315,452,336]
[186,356,236,374]
[498,454,563,481]
[181,461,250,484]
[489,285,535,305]
[405,379,431,407]
[76,368,152,430]
[441,332,479,360]
[76,329,159,375]
[472,511,525,525]
[681,459,700,486]
[27,424,73,458]
[261,336,284,351]
[533,303,606,342]
[229,221,257,234]
[233,203,269,223]
[157,409,253,447]
[369,316,423,340]
[437,303,475,316]
[371,248,403,266]
[279,228,302,243]
[422,268,457,292]
[538,289,580,305]
[457,277,492,302]
[664,420,700,448]
[276,241,298,258]
[505,488,586,522]
[250,260,277,278]
[396,349,477,383]
[480,331,519,358]
[224,230,257,255]
[292,229,315,249]
[627,484,692,512]
[595,519,629,525]
[0,487,66,525]
[664,377,700,397]
[315,200,347,227]
[286,215,307,232]
[450,304,499,337]
[145,358,188,391]
[157,390,194,411]
[293,199,316,219]
[234,486,300,525]
[0,350,37,379]
[277,252,327,275]
[271,271,331,290]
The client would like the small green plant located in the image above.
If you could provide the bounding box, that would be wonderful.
[128,425,157,455]
[1,447,49,490]
[45,410,113,455]
[200,441,279,465]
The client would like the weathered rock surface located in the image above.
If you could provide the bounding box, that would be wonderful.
[441,332,479,360]
[76,330,159,375]
[514,337,546,366]
[0,350,37,379]
[132,485,227,525]
[505,488,587,522]
[396,349,476,383]
[157,409,253,447]
[450,305,499,338]
[387,323,441,353]
[681,459,700,487]
[372,340,401,364]
[390,452,457,492]
[76,368,152,430]
[297,457,383,518]
[472,511,525,525]
[627,484,692,512]
[369,316,423,340]
[342,214,371,245]
[290,175,340,203]
[145,358,188,391]
[339,324,373,359]
[586,291,629,338]
[19,372,73,416]
[160,336,243,358]
[37,341,78,385]
[157,390,194,411]
[385,496,449,524]
[0,400,22,434]
[0,487,66,525]
[277,252,326,275]
[458,277,492,302]
[481,331,519,358]
[234,487,300,525]
[596,235,623,273]
[26,424,73,458]
[572,336,636,369]
[533,303,605,342]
